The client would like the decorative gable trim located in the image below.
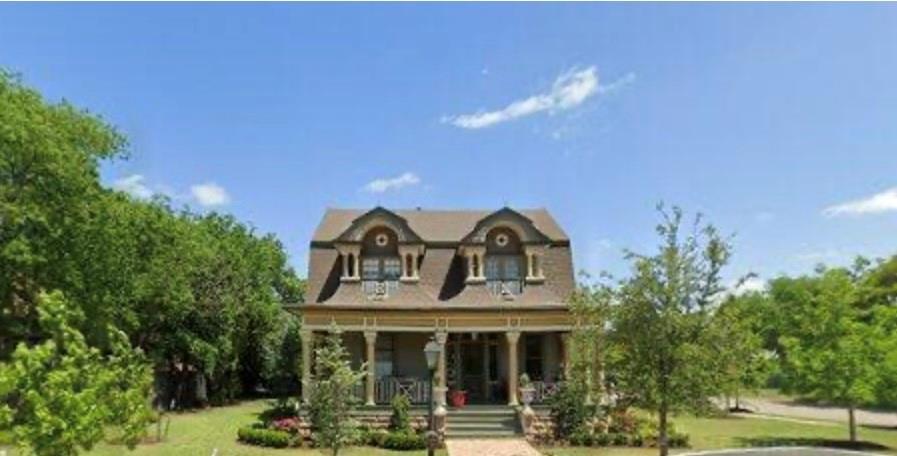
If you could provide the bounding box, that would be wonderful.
[460,207,551,245]
[334,206,424,244]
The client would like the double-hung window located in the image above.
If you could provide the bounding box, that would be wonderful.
[362,256,401,296]
[485,255,523,296]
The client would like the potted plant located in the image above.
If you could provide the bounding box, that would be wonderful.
[449,389,467,408]
[518,373,536,407]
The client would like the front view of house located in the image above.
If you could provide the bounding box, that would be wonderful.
[295,207,575,408]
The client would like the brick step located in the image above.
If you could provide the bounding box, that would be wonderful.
[447,421,516,430]
[445,429,520,438]
[447,415,516,423]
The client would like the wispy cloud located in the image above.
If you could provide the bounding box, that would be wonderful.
[823,187,897,217]
[363,172,421,193]
[443,66,604,129]
[190,182,231,207]
[111,174,153,199]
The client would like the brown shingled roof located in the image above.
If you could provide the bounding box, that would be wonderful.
[311,208,569,244]
[304,207,575,307]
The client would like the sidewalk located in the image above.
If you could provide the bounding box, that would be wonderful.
[445,438,541,456]
[739,398,897,428]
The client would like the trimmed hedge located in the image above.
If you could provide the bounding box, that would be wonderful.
[382,431,427,451]
[237,426,292,448]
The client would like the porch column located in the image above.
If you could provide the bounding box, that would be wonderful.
[300,329,313,403]
[506,331,521,406]
[560,332,572,379]
[435,332,447,388]
[482,336,491,401]
[364,331,377,406]
[435,332,447,407]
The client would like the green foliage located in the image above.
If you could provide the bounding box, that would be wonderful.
[307,327,366,456]
[380,430,427,451]
[548,378,596,439]
[0,70,304,408]
[0,291,154,456]
[714,292,773,408]
[608,205,731,456]
[770,267,886,441]
[236,426,292,448]
[389,394,412,432]
[262,313,303,397]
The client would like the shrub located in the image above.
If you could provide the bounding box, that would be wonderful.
[594,432,611,447]
[271,417,302,435]
[568,429,594,447]
[259,397,300,423]
[668,430,690,448]
[237,427,292,448]
[548,381,596,438]
[381,431,426,451]
[607,409,639,434]
[610,432,629,446]
[389,394,412,432]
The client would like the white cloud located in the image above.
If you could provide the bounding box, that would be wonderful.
[597,72,636,95]
[111,174,154,199]
[363,172,421,194]
[443,66,601,129]
[190,182,231,207]
[823,187,897,217]
[732,276,766,295]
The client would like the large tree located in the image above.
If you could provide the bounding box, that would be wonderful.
[610,205,730,456]
[0,291,154,456]
[771,267,884,442]
[714,292,771,411]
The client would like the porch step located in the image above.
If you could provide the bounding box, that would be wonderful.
[446,407,521,438]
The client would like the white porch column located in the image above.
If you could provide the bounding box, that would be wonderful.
[560,332,572,380]
[300,329,313,403]
[435,332,448,407]
[364,331,377,406]
[506,331,521,406]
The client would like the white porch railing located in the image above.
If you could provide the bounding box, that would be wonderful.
[354,376,431,405]
[532,381,562,404]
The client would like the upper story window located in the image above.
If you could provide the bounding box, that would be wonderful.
[361,227,400,298]
[485,228,524,297]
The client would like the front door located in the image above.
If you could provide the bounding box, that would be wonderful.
[447,334,500,404]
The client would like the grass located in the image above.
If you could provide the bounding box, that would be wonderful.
[541,413,897,455]
[3,400,896,455]
[0,399,443,456]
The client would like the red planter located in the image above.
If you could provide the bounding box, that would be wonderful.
[449,390,467,408]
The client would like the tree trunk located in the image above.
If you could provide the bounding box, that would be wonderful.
[735,389,741,410]
[848,404,857,443]
[658,402,669,456]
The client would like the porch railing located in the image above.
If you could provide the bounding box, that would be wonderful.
[353,376,431,405]
[532,381,563,404]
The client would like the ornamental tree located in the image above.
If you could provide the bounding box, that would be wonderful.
[307,327,365,456]
[0,291,154,456]
[609,205,731,456]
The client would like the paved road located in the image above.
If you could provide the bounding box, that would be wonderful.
[445,438,541,456]
[677,448,888,456]
[739,398,897,428]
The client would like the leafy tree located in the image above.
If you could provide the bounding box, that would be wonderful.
[0,291,154,456]
[567,279,611,405]
[307,327,365,456]
[771,268,884,443]
[609,205,730,456]
[262,312,303,397]
[0,70,126,357]
[714,292,772,410]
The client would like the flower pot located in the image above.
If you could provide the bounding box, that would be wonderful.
[449,390,467,408]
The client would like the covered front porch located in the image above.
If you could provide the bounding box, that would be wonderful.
[338,331,568,406]
[298,305,574,407]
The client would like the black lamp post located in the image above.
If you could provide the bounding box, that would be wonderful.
[423,338,441,456]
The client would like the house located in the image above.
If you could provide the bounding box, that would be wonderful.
[295,207,576,407]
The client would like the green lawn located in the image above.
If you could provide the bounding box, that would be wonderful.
[541,413,897,455]
[1,400,442,456]
[2,400,896,455]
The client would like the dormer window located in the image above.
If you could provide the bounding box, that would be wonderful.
[485,228,524,297]
[361,227,401,298]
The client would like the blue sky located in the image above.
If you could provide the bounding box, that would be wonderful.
[2,3,897,286]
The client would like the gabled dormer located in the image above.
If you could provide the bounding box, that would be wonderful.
[331,207,425,299]
[458,207,550,297]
